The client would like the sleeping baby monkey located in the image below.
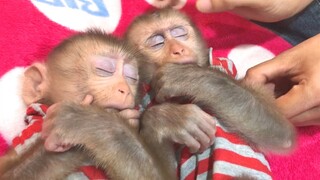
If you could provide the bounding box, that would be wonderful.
[125,9,297,177]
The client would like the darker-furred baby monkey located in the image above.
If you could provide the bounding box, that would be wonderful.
[125,8,296,177]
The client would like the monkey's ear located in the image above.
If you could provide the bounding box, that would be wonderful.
[22,62,48,105]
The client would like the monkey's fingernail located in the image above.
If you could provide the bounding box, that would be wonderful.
[282,140,292,148]
[210,138,215,145]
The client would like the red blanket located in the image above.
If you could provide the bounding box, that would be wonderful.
[1,1,320,179]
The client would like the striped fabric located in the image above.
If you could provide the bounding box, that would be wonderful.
[176,121,272,180]
[12,103,47,155]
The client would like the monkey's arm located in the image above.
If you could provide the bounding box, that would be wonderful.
[1,140,87,180]
[0,148,20,176]
[152,63,296,153]
[42,103,171,180]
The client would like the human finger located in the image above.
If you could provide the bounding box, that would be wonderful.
[276,84,317,119]
[196,0,264,13]
[289,105,320,126]
[244,58,292,85]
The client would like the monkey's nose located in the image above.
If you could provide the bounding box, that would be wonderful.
[118,89,125,94]
[173,48,184,56]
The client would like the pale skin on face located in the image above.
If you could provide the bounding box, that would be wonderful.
[88,55,138,110]
[128,14,205,67]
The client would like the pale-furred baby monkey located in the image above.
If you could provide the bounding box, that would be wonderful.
[0,30,175,179]
[125,8,296,157]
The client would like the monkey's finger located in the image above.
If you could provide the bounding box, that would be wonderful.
[45,103,60,119]
[44,135,73,152]
[42,109,56,139]
[186,126,211,153]
[175,133,201,153]
[81,94,94,105]
[119,109,141,120]
[128,119,140,130]
[194,109,216,140]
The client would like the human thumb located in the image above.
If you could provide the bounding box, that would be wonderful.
[196,0,214,13]
[196,0,238,13]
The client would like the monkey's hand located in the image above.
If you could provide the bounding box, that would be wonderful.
[42,103,74,152]
[42,102,130,152]
[141,103,216,153]
[152,63,216,103]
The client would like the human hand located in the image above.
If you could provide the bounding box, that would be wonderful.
[244,34,320,126]
[196,0,313,22]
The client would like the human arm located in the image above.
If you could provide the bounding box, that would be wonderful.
[196,0,314,22]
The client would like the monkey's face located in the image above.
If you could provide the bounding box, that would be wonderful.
[87,54,139,110]
[126,9,208,67]
[45,31,140,111]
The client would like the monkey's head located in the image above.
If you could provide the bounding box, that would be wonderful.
[125,8,208,68]
[22,30,142,110]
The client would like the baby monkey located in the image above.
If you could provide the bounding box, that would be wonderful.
[0,30,173,179]
[125,8,296,157]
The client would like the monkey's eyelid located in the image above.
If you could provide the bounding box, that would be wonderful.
[93,56,116,73]
[146,35,165,48]
[170,26,188,38]
[123,64,138,80]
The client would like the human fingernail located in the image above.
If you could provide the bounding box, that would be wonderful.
[196,0,214,13]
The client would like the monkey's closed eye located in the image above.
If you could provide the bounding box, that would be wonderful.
[96,68,114,77]
[93,55,116,77]
[146,34,165,50]
[124,64,138,84]
[170,26,188,40]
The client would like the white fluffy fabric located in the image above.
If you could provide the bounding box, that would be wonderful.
[0,67,27,145]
